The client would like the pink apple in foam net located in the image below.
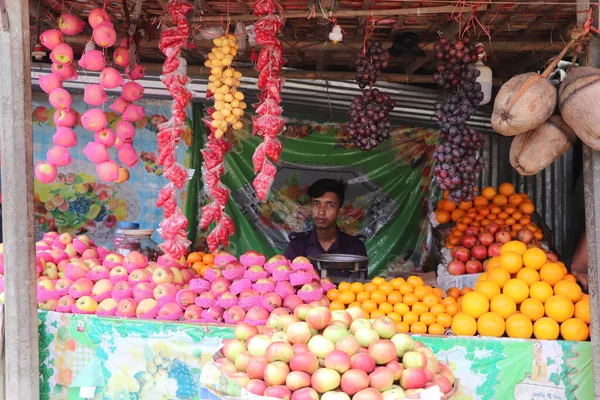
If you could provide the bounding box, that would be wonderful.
[113,47,130,67]
[223,338,247,363]
[115,120,135,141]
[135,298,158,318]
[109,266,128,280]
[84,84,108,106]
[83,142,109,164]
[110,97,130,115]
[58,13,85,35]
[46,145,71,166]
[183,305,203,320]
[210,277,231,296]
[292,256,311,264]
[129,268,151,283]
[226,305,246,322]
[198,291,216,303]
[97,297,118,313]
[238,288,259,299]
[207,305,224,321]
[103,253,124,268]
[99,67,123,89]
[39,73,63,94]
[96,160,119,182]
[74,296,98,313]
[158,302,181,317]
[50,43,74,65]
[247,265,265,273]
[125,64,145,80]
[283,294,303,312]
[118,144,139,168]
[92,279,113,296]
[53,109,78,128]
[114,280,132,292]
[246,306,269,321]
[274,264,292,272]
[400,368,428,390]
[78,50,106,71]
[121,81,144,102]
[263,292,283,309]
[247,334,272,357]
[52,62,78,81]
[39,298,58,311]
[152,266,174,284]
[269,254,288,263]
[81,108,107,132]
[58,294,76,308]
[124,251,148,270]
[311,368,341,394]
[35,162,57,183]
[115,298,137,316]
[93,22,117,47]
[307,335,335,359]
[286,321,313,345]
[88,8,110,28]
[122,104,145,122]
[153,283,177,300]
[176,289,196,308]
[246,379,267,396]
[40,29,63,50]
[55,278,73,292]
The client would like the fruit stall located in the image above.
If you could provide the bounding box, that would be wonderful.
[2,0,600,400]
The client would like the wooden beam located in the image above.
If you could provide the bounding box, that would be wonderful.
[64,34,565,53]
[0,0,39,399]
[190,4,487,22]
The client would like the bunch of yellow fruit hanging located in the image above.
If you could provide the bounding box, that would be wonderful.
[205,34,247,138]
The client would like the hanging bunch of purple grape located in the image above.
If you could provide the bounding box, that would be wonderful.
[347,88,396,151]
[355,40,390,89]
[432,36,486,203]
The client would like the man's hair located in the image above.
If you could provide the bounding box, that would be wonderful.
[307,179,346,206]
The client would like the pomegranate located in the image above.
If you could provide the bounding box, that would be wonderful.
[460,235,478,249]
[486,223,501,235]
[465,227,480,237]
[452,247,470,263]
[487,243,502,257]
[447,260,466,276]
[478,232,494,247]
[516,229,534,244]
[495,230,511,244]
[466,260,483,274]
[471,245,488,261]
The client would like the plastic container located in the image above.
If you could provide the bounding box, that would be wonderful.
[115,229,162,261]
[113,222,139,249]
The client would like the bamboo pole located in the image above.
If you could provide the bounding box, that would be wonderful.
[189,4,487,22]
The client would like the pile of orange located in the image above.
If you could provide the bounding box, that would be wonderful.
[449,241,590,341]
[436,182,544,249]
[187,252,215,277]
[327,276,465,335]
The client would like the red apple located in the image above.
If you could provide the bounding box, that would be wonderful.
[368,339,397,365]
[264,361,290,386]
[264,386,292,400]
[289,351,319,374]
[306,306,332,330]
[311,368,341,394]
[400,368,428,390]
[340,369,369,396]
[351,353,376,374]
[234,322,258,341]
[286,371,311,391]
[246,379,267,395]
[291,387,319,400]
[325,350,352,374]
[246,357,268,380]
[369,366,395,391]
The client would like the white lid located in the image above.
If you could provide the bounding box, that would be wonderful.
[122,229,154,237]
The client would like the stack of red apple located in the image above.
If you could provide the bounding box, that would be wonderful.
[215,306,456,400]
[183,252,334,325]
[447,224,556,276]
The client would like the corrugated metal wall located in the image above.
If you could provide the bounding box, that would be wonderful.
[478,133,578,259]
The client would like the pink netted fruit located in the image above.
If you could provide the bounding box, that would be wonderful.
[113,47,130,67]
[39,29,64,50]
[121,81,144,102]
[46,145,72,166]
[52,127,78,148]
[99,67,124,89]
[88,8,110,29]
[115,121,136,141]
[126,64,145,80]
[109,97,130,114]
[93,22,117,48]
[122,104,145,122]
[94,128,116,147]
[96,160,120,182]
[83,84,108,106]
[81,108,108,131]
[39,73,63,94]
[54,109,78,128]
[49,88,72,110]
[35,162,58,184]
[83,141,110,164]
[51,63,78,81]
[50,43,74,65]
[78,50,106,71]
[118,143,140,168]
[57,14,85,35]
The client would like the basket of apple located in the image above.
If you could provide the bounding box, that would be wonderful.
[210,305,458,400]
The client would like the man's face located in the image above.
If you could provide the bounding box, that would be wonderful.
[311,192,340,229]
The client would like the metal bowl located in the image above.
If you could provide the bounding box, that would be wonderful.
[308,254,368,270]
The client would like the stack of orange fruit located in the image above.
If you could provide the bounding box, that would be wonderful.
[327,276,464,335]
[449,240,590,341]
[436,182,544,248]
[187,252,216,277]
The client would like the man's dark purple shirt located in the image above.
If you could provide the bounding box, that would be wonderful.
[284,228,368,260]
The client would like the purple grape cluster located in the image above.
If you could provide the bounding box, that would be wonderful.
[355,40,390,88]
[433,91,485,203]
[433,37,485,91]
[347,88,396,151]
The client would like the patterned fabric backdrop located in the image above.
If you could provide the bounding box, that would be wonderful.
[32,92,192,247]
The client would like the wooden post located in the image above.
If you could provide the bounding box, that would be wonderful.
[578,0,600,398]
[0,0,39,398]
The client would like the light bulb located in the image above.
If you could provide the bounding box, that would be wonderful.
[329,25,343,44]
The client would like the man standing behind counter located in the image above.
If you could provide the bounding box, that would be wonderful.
[284,179,368,260]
